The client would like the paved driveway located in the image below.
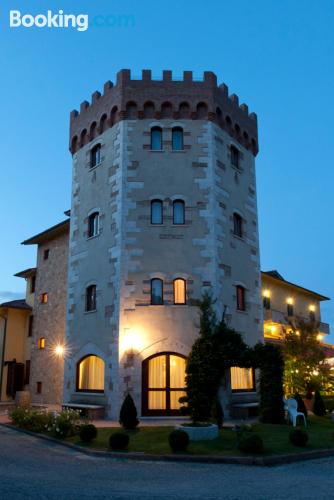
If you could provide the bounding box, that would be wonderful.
[0,425,333,500]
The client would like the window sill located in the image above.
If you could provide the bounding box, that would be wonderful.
[87,234,100,241]
[230,163,243,173]
[75,391,105,395]
[89,161,103,171]
[236,309,248,315]
[171,150,186,153]
[84,309,97,315]
[232,234,244,242]
[149,149,165,153]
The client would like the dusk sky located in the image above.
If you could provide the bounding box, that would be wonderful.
[1,0,333,338]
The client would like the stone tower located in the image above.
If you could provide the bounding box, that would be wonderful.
[63,69,262,418]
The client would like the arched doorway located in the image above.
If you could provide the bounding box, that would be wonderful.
[142,353,186,416]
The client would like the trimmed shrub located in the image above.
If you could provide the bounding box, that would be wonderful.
[289,428,308,447]
[211,398,224,429]
[313,390,326,416]
[168,430,189,452]
[119,394,139,430]
[238,434,264,454]
[294,393,307,418]
[109,431,129,450]
[79,424,97,442]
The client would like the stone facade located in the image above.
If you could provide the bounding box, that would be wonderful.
[64,70,263,419]
[29,229,68,405]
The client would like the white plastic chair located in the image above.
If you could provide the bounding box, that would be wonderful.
[285,398,307,427]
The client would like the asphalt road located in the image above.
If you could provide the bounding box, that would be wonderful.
[0,425,334,500]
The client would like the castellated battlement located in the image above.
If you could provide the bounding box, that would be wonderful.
[70,69,259,155]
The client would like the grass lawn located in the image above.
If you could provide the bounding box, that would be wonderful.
[66,415,334,456]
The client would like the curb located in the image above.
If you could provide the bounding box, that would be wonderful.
[2,423,334,467]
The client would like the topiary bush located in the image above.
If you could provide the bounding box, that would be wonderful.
[109,431,130,450]
[168,430,190,452]
[294,393,307,418]
[313,390,326,416]
[119,394,139,430]
[289,428,309,447]
[237,434,264,454]
[79,424,97,442]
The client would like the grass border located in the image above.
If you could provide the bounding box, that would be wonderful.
[2,423,334,466]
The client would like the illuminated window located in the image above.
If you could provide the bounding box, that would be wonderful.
[172,127,183,150]
[142,353,186,415]
[173,200,185,225]
[90,144,101,168]
[151,127,162,150]
[88,212,99,238]
[151,200,163,224]
[40,293,48,304]
[173,278,186,305]
[230,367,255,392]
[37,337,45,349]
[85,285,96,312]
[233,213,243,237]
[230,145,240,168]
[151,278,163,305]
[77,355,105,392]
[236,285,246,311]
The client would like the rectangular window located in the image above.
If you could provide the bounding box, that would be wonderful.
[43,249,49,260]
[263,296,271,310]
[86,285,97,312]
[230,367,255,392]
[30,275,36,294]
[236,286,246,311]
[24,360,31,385]
[38,337,45,349]
[36,381,42,394]
[40,293,48,304]
[231,145,240,168]
[287,304,294,317]
[28,315,33,337]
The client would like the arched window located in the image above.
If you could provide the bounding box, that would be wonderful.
[88,212,99,238]
[77,355,105,392]
[151,200,163,225]
[173,278,186,305]
[173,200,185,225]
[142,353,186,415]
[151,127,162,150]
[236,285,246,311]
[151,278,163,305]
[230,145,240,168]
[172,127,183,151]
[85,285,96,312]
[90,144,101,168]
[233,213,243,237]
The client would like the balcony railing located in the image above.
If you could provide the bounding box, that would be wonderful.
[264,309,330,335]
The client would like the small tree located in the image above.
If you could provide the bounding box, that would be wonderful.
[119,394,139,429]
[313,390,326,416]
[254,343,285,424]
[282,320,331,395]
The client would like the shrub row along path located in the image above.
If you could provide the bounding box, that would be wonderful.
[0,425,333,500]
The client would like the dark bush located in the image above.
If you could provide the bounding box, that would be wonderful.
[211,398,224,429]
[238,434,264,454]
[79,424,97,442]
[289,428,309,447]
[109,431,129,450]
[313,390,326,416]
[119,394,139,430]
[168,430,189,452]
[294,393,307,418]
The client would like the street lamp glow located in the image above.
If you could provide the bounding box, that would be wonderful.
[54,344,65,357]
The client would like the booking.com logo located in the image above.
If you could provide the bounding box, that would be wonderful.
[9,10,135,32]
